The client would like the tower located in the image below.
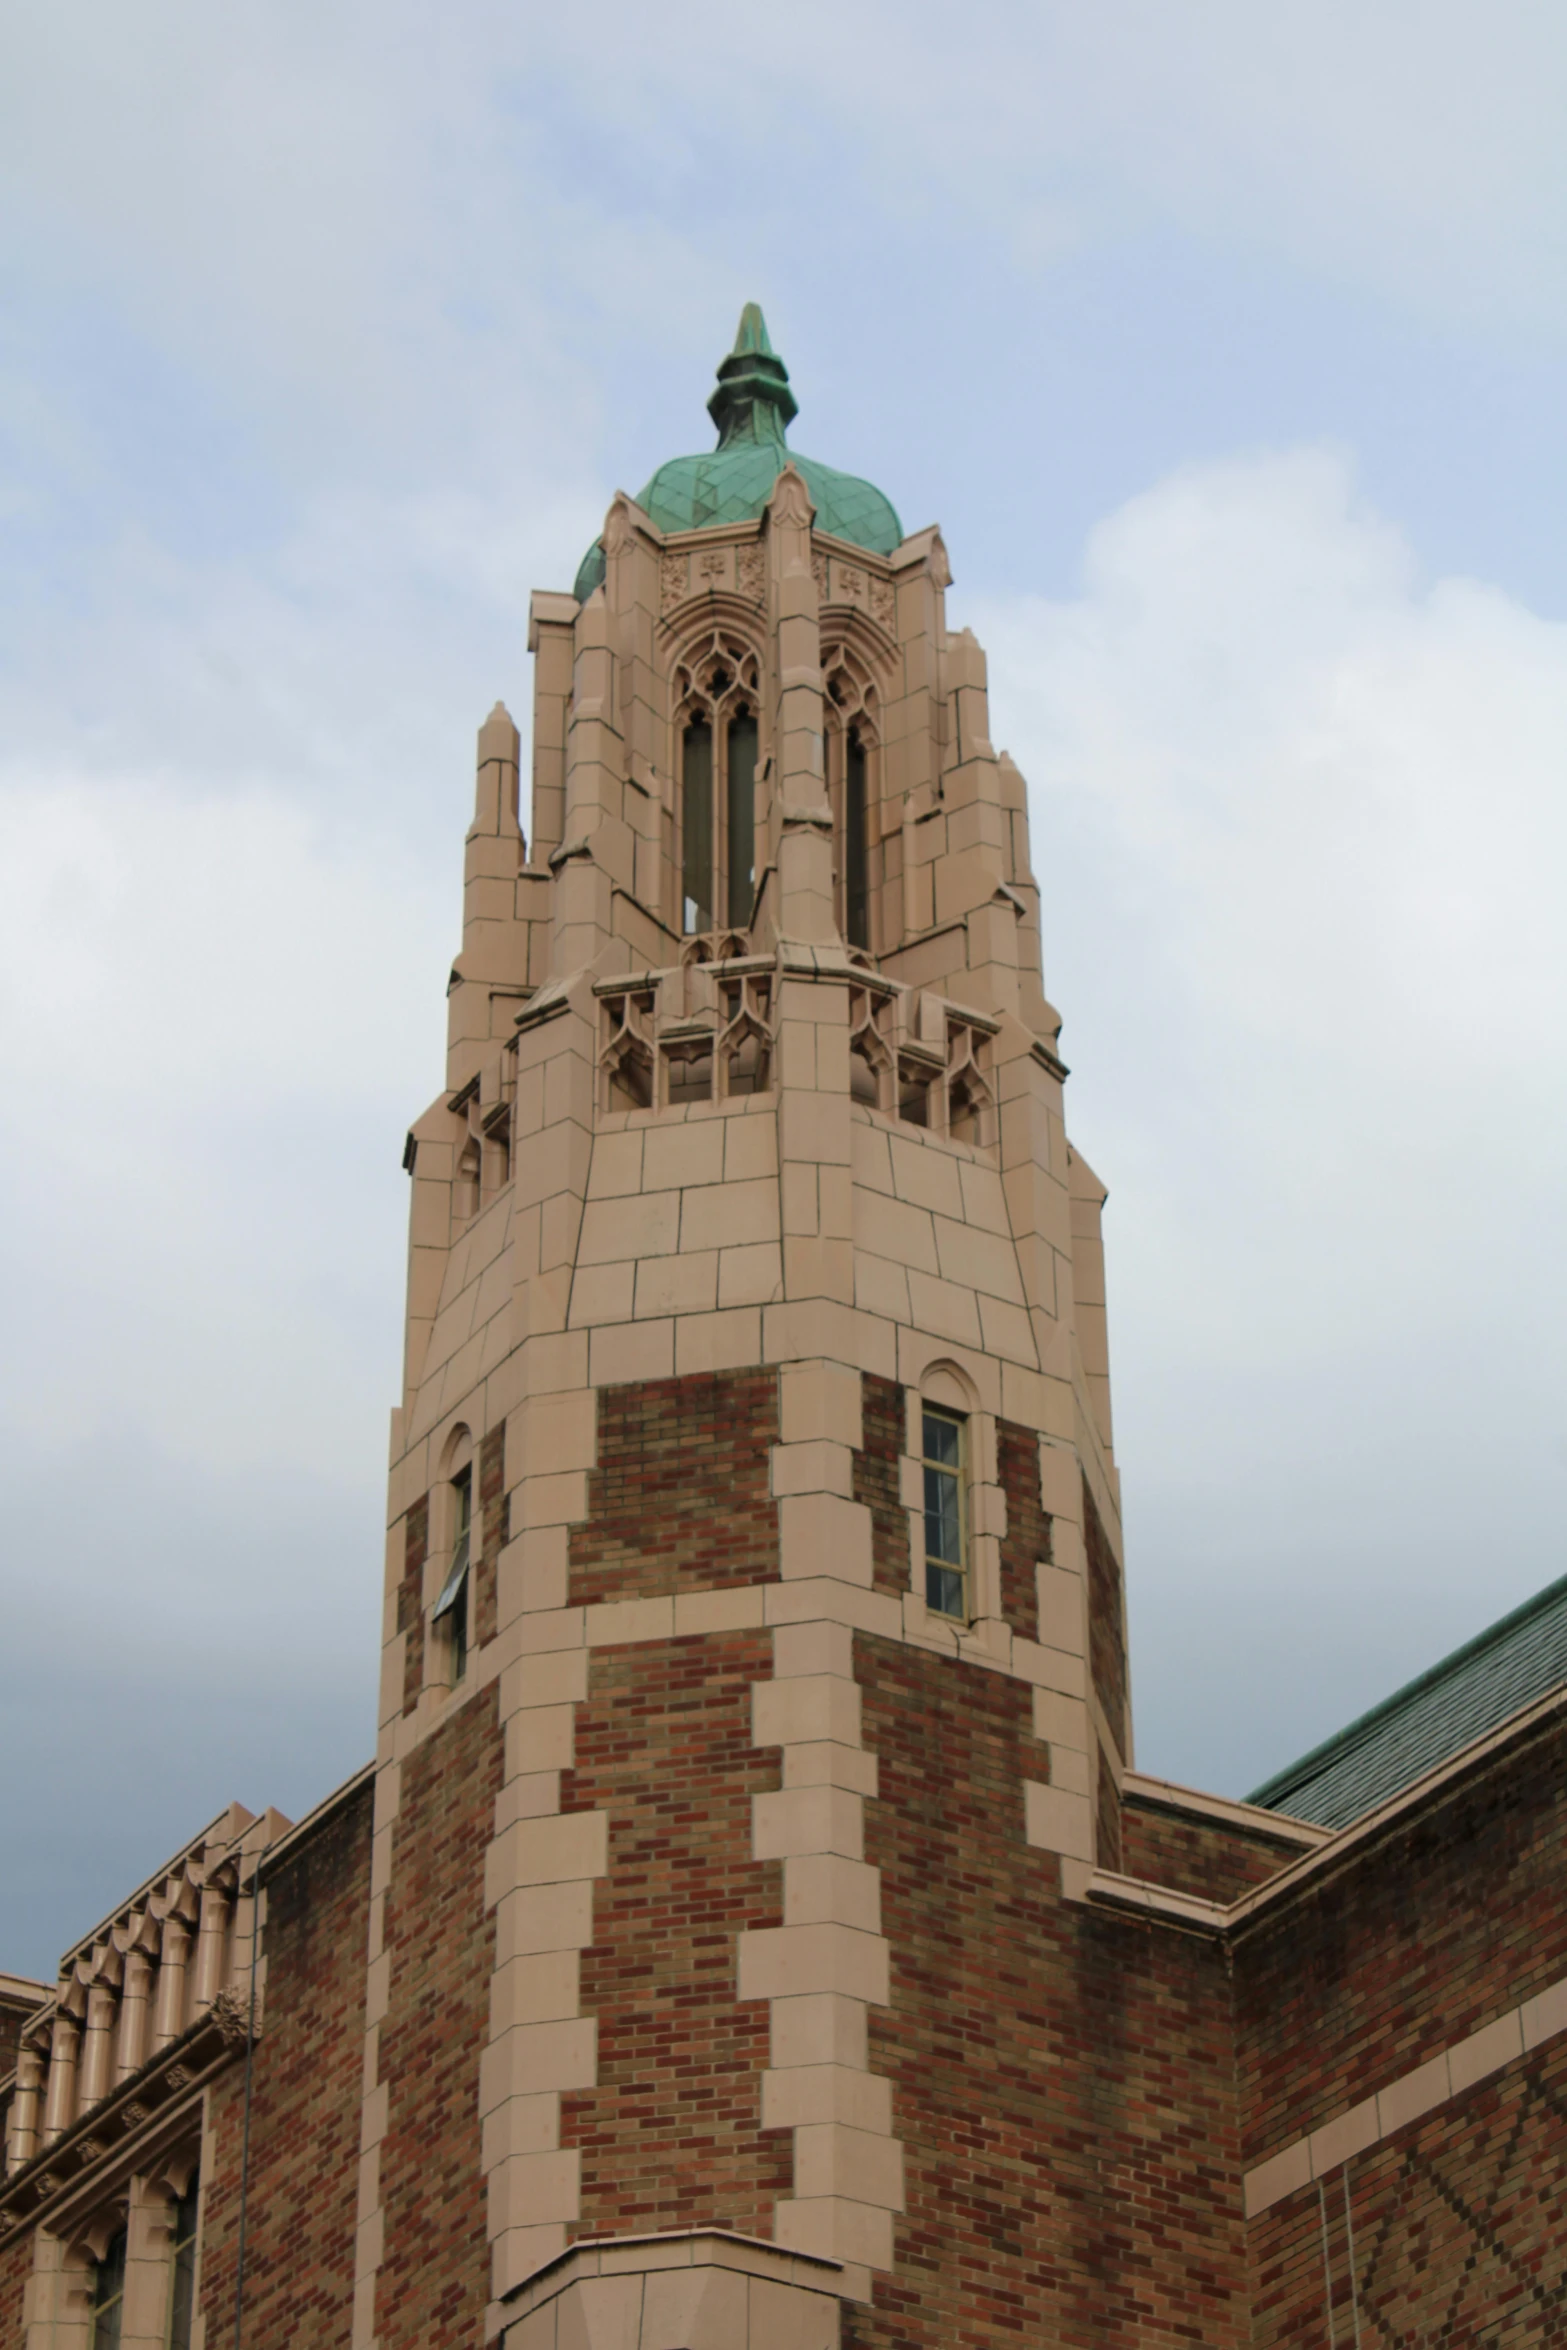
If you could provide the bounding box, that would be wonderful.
[363,305,1134,2348]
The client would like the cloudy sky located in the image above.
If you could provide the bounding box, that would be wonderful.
[3,0,1565,1975]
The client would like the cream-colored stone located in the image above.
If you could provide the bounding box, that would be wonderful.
[779,1091,852,1168]
[784,1855,882,1934]
[1447,2008,1524,2094]
[754,1674,862,1751]
[1308,2096,1378,2177]
[977,1294,1040,1366]
[517,1470,592,1530]
[481,2088,561,2168]
[754,1785,864,1861]
[779,1360,863,1448]
[641,2266,748,2350]
[479,2016,597,2106]
[856,1192,938,1274]
[773,1620,855,1678]
[719,1241,785,1309]
[491,1950,580,2031]
[1376,2051,1451,2137]
[635,1250,718,1319]
[761,2062,893,2134]
[794,2123,904,2210]
[495,1771,564,1829]
[1037,1565,1085,1656]
[488,2148,582,2231]
[853,1250,910,1325]
[1521,1976,1567,2050]
[772,1440,854,1499]
[781,1742,878,1796]
[769,1992,869,2073]
[745,2275,841,2350]
[589,1318,675,1385]
[586,1594,675,1647]
[569,1261,636,1327]
[507,1705,578,1778]
[904,1269,983,1350]
[642,1119,726,1193]
[493,2223,571,2302]
[586,1130,644,1199]
[681,1176,781,1251]
[502,1647,589,1713]
[1024,1780,1093,1862]
[578,1192,679,1265]
[1047,1744,1090,1797]
[724,1113,780,1182]
[494,1878,596,1961]
[675,1306,763,1374]
[1243,2139,1312,2217]
[556,2274,644,2350]
[488,1810,608,1901]
[738,1923,889,2005]
[778,1493,873,1585]
[774,2195,894,2271]
[674,1584,768,1636]
[886,1135,964,1218]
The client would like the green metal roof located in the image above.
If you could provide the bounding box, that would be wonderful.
[1248,1569,1567,1829]
[573,305,903,601]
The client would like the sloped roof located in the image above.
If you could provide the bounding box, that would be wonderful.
[1247,1570,1567,1829]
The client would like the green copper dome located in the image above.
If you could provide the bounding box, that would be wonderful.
[573,305,903,602]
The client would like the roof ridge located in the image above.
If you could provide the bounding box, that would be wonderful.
[1247,1564,1567,1810]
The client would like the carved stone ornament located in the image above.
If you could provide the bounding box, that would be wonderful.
[737,542,765,603]
[929,531,952,590]
[869,575,895,630]
[164,2066,190,2091]
[697,546,728,587]
[811,551,827,598]
[768,463,815,531]
[660,552,689,613]
[209,1986,255,2047]
[602,495,637,558]
[836,562,865,604]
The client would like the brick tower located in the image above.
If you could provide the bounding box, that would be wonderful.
[362,304,1133,2348]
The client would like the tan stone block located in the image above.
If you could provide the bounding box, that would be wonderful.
[754,1785,865,1861]
[765,1296,896,1380]
[1448,2009,1523,2094]
[780,1020,818,1088]
[1376,2052,1451,2138]
[774,2195,893,2271]
[1308,2096,1378,2177]
[784,1236,855,1301]
[589,1319,674,1385]
[681,1176,780,1250]
[524,1330,590,1396]
[521,1388,597,1473]
[772,1440,854,1499]
[719,1241,785,1309]
[760,2063,893,2134]
[1048,1745,1090,1797]
[779,1493,873,1584]
[1243,2139,1311,2217]
[779,1091,852,1168]
[480,2089,560,2170]
[495,1771,564,1830]
[780,1360,863,1448]
[586,1130,644,1200]
[754,1673,862,1751]
[557,2275,644,2350]
[769,1992,868,2073]
[738,1924,889,2005]
[504,2292,558,2350]
[1521,1976,1567,2050]
[851,1123,893,1195]
[517,1470,591,1530]
[794,2122,904,2210]
[674,1585,768,1636]
[479,2017,596,2109]
[491,1951,580,2031]
[492,2224,570,2303]
[957,1158,1011,1234]
[487,2148,581,2233]
[1050,1517,1087,1574]
[675,1307,763,1376]
[853,1251,910,1325]
[905,1270,983,1349]
[782,1743,878,1797]
[725,1113,779,1182]
[635,1251,718,1318]
[782,1161,820,1237]
[642,2267,748,2350]
[784,1855,881,1933]
[488,1811,608,1904]
[494,1878,596,1960]
[1032,1689,1089,1749]
[569,1260,635,1327]
[643,1119,725,1193]
[1038,1565,1085,1655]
[578,1191,679,1265]
[932,1217,1024,1301]
[745,2273,841,2350]
[767,1579,902,1641]
[977,1295,1040,1366]
[1024,1781,1092,1862]
[887,1135,963,1217]
[856,1190,938,1273]
[498,1527,572,1621]
[586,1594,676,1647]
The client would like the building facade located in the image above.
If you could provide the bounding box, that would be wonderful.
[4,310,1566,2349]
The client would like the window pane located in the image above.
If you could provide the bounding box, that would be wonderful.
[682,722,713,933]
[924,1464,961,1565]
[922,1410,960,1468]
[927,1561,965,1618]
[91,2229,127,2350]
[845,729,869,948]
[168,2174,199,2350]
[727,714,757,929]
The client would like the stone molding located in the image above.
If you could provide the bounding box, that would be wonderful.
[501,2228,844,2350]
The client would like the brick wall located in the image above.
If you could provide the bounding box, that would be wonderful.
[569,1371,779,1607]
[1121,1795,1301,1904]
[852,1631,1249,2350]
[0,2234,28,2347]
[996,1418,1046,1644]
[200,1776,373,2349]
[477,1422,506,1647]
[560,1632,790,2238]
[377,1685,504,2348]
[1083,1477,1128,1760]
[856,1373,911,1603]
[397,1494,428,1714]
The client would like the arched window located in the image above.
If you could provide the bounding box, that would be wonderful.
[824,645,880,952]
[674,635,761,936]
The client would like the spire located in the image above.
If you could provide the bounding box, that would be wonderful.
[707,302,798,450]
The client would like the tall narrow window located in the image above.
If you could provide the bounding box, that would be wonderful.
[845,727,869,948]
[166,2173,199,2350]
[90,2227,127,2350]
[682,721,713,934]
[727,711,757,929]
[922,1407,967,1619]
[433,1467,472,1684]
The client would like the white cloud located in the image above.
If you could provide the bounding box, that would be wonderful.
[971,447,1567,1785]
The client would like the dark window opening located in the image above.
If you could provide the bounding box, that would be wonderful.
[727,711,757,929]
[845,728,869,948]
[434,1467,472,1684]
[922,1406,967,1619]
[167,2172,200,2350]
[682,721,713,934]
[90,2226,127,2350]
